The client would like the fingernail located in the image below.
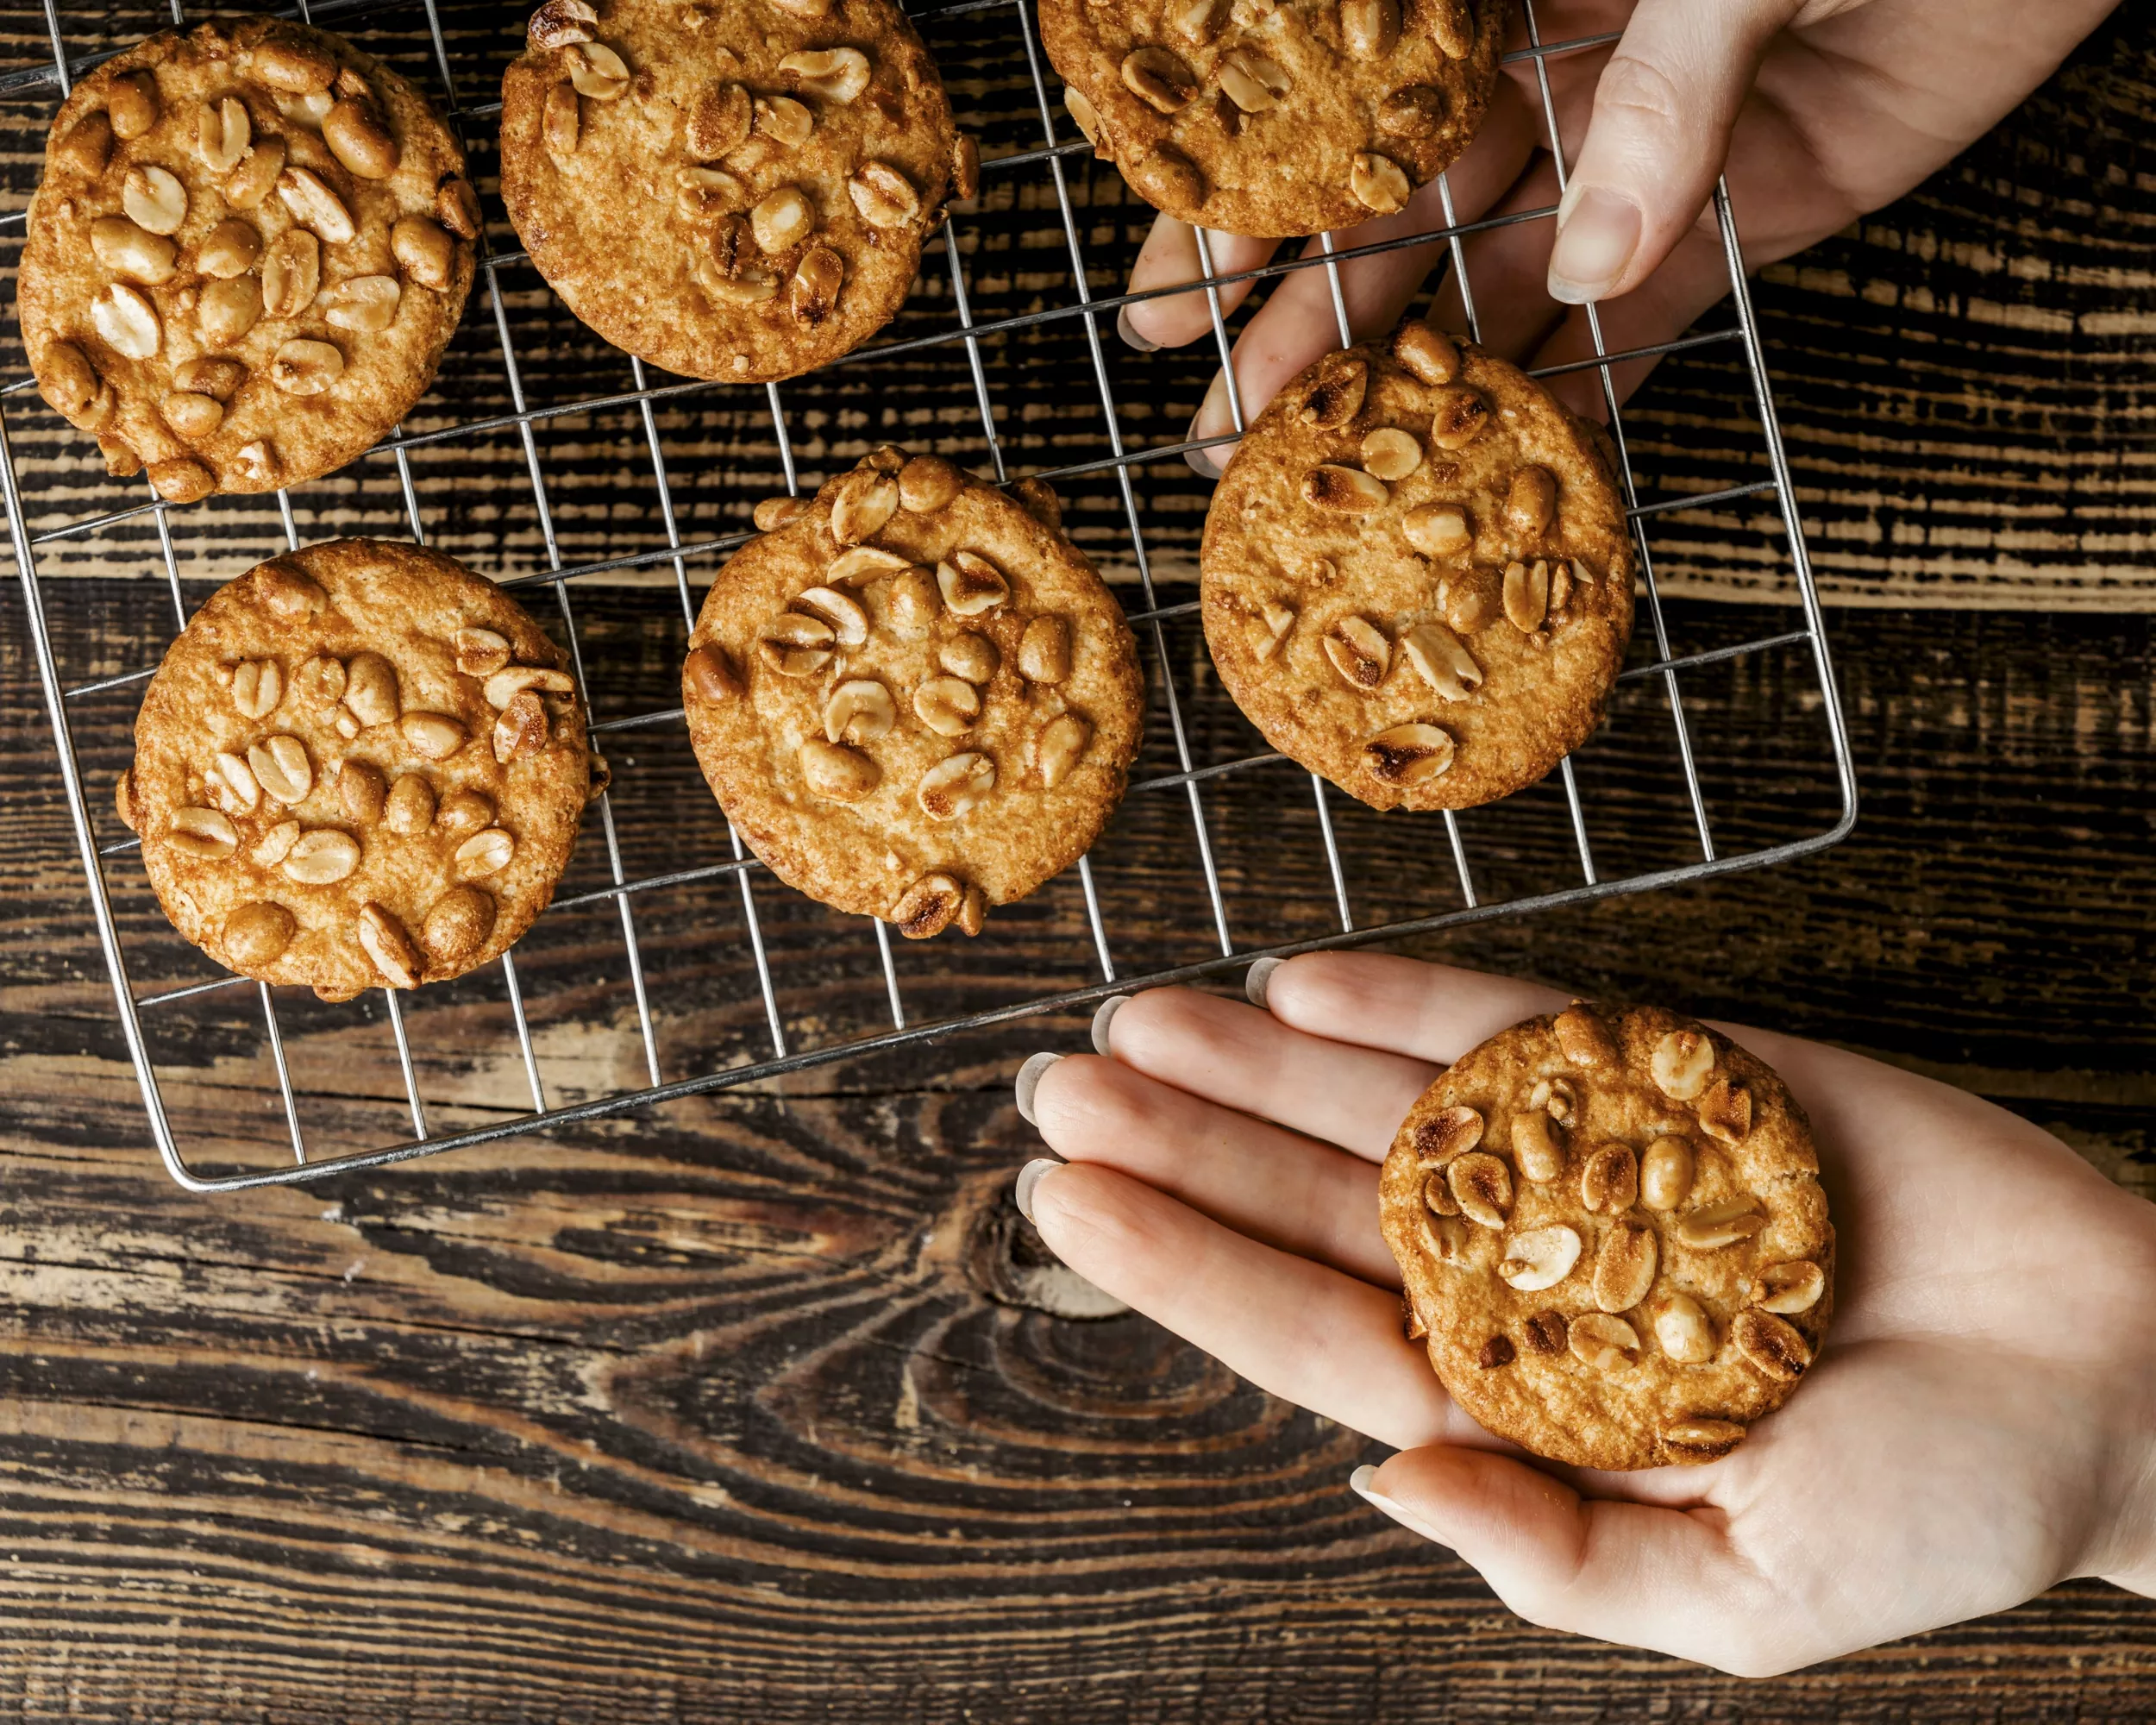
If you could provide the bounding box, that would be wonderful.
[1014,1157,1060,1224]
[1014,1051,1063,1126]
[1116,305,1160,353]
[1090,994,1129,1057]
[1244,956,1283,1009]
[1349,1465,1451,1546]
[1547,185,1641,305]
[1185,371,1236,480]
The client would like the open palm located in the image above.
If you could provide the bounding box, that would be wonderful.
[1018,953,2156,1672]
[1120,0,2116,442]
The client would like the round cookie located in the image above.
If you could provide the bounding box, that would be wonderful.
[1041,0,1510,238]
[20,16,479,502]
[1378,1002,1836,1471]
[124,540,592,1002]
[682,452,1144,938]
[1200,323,1634,811]
[498,0,971,384]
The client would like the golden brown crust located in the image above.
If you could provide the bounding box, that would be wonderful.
[20,16,476,499]
[1200,326,1635,811]
[498,0,960,383]
[681,454,1144,932]
[1379,1003,1835,1471]
[132,540,591,1002]
[1040,0,1511,238]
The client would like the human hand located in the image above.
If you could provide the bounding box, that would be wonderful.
[1012,953,2156,1673]
[1116,0,2116,463]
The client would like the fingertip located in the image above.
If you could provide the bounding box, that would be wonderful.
[1546,185,1643,305]
[1013,1156,1061,1224]
[1185,369,1239,478]
[1255,952,1566,1063]
[1369,1443,1584,1572]
[1350,1458,1456,1550]
[1021,1156,1143,1272]
[1023,1044,1160,1151]
[1186,441,1228,481]
[1090,994,1130,1057]
[1014,1051,1064,1126]
[1123,216,1278,349]
[1115,305,1162,353]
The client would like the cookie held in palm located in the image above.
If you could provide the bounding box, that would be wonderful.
[1200,323,1634,810]
[682,453,1144,938]
[1040,0,1510,238]
[21,16,479,502]
[1378,1003,1834,1471]
[124,540,592,1002]
[499,0,970,383]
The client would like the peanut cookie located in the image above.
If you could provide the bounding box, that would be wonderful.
[1041,0,1509,238]
[682,451,1144,937]
[125,540,592,1002]
[498,0,970,384]
[20,16,479,503]
[1379,1002,1835,1471]
[1200,323,1634,810]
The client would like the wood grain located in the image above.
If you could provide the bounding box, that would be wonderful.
[9,575,2156,1716]
[4,3,2156,1719]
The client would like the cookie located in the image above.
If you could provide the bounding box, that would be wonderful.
[682,451,1144,937]
[125,539,592,1002]
[20,16,479,502]
[1200,323,1634,811]
[498,0,971,384]
[1378,1002,1835,1471]
[1041,0,1509,238]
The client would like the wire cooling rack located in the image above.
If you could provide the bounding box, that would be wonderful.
[7,0,1855,1191]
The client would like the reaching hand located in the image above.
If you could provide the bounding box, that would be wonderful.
[1115,0,2116,458]
[1013,953,2156,1673]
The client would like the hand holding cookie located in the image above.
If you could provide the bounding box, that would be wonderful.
[1013,953,2156,1673]
[1116,0,2115,456]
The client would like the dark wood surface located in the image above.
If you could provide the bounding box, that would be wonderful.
[4,3,2156,1719]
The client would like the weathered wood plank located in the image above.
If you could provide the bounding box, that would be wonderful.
[9,568,2156,1716]
[5,6,2156,1718]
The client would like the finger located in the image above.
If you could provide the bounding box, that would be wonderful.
[1026,1161,1475,1449]
[1188,80,1542,473]
[1252,953,1567,1065]
[1425,153,1568,365]
[1029,1051,1396,1286]
[1357,1443,1782,1672]
[1120,216,1279,351]
[1185,209,1449,474]
[1545,0,1801,304]
[1094,985,1438,1161]
[1520,220,1735,418]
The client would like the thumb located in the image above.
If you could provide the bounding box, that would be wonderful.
[1351,1443,1785,1672]
[1545,0,1800,304]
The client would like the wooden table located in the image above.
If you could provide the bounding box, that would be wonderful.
[5,6,2156,1717]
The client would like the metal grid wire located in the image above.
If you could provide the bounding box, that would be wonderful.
[7,0,1857,1191]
